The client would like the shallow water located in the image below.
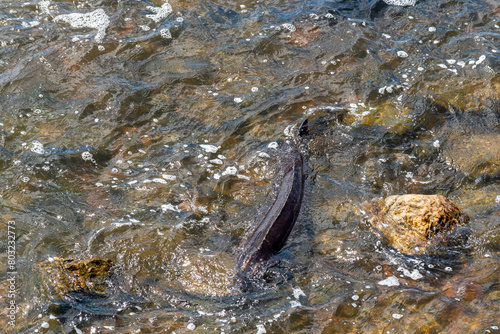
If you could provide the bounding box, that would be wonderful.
[0,0,499,333]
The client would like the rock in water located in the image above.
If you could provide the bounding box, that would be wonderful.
[39,257,112,299]
[359,194,469,255]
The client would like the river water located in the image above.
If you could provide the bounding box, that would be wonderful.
[0,0,499,333]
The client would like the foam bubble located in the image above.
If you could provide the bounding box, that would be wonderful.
[200,144,219,153]
[82,151,93,161]
[30,141,45,154]
[475,55,486,65]
[282,23,296,32]
[146,2,173,23]
[383,0,416,6]
[398,267,423,280]
[268,142,278,149]
[397,50,409,58]
[293,287,306,299]
[222,166,237,176]
[209,158,223,165]
[160,28,172,39]
[161,203,181,213]
[378,276,400,286]
[54,9,110,43]
[256,324,267,334]
[39,0,51,15]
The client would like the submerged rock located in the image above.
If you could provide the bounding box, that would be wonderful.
[443,133,500,178]
[39,257,112,298]
[359,194,469,255]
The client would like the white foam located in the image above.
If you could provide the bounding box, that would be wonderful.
[146,2,173,23]
[22,20,40,28]
[161,203,181,213]
[293,287,306,299]
[209,158,223,165]
[256,324,267,334]
[268,142,278,149]
[378,276,400,286]
[397,50,409,58]
[54,9,110,43]
[30,141,45,154]
[200,144,219,153]
[39,0,51,15]
[397,267,423,280]
[383,0,416,6]
[187,323,196,330]
[82,151,93,161]
[282,23,296,32]
[147,178,167,184]
[222,166,237,176]
[475,55,486,65]
[393,313,404,319]
[160,28,172,39]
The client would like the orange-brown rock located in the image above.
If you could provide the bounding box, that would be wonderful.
[359,194,469,255]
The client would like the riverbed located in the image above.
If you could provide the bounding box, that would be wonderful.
[0,0,499,333]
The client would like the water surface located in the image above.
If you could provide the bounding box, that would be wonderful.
[0,0,499,333]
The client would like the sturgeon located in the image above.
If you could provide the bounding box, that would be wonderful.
[236,120,308,276]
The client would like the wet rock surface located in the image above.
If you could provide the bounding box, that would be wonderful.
[359,194,470,254]
[39,257,113,298]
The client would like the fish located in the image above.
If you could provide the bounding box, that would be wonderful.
[236,120,308,277]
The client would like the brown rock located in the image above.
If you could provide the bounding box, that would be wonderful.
[39,257,113,298]
[359,194,469,254]
[443,133,500,177]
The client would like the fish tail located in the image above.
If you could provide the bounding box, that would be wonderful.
[298,119,309,137]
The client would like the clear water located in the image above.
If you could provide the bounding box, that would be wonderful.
[0,0,499,333]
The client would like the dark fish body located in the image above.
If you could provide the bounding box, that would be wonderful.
[236,133,306,275]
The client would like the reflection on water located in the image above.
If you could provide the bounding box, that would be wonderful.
[0,0,499,332]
